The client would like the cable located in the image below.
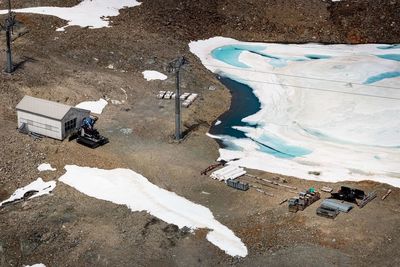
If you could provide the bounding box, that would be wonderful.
[203,63,400,90]
[182,66,400,100]
[215,76,400,101]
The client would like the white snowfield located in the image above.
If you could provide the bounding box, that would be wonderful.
[142,70,168,81]
[75,98,108,114]
[58,165,248,257]
[24,264,46,267]
[0,178,56,207]
[37,163,56,172]
[190,37,400,187]
[0,0,141,31]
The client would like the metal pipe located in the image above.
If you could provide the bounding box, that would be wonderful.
[175,70,181,140]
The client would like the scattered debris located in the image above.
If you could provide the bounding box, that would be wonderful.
[381,189,392,200]
[245,174,297,190]
[201,161,226,175]
[279,198,288,205]
[288,188,320,213]
[226,179,249,191]
[273,176,287,183]
[251,185,273,197]
[308,171,321,176]
[358,191,377,208]
[321,186,333,193]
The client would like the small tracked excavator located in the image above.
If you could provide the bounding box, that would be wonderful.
[69,115,109,148]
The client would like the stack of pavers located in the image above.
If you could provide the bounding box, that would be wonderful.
[163,91,174,99]
[210,165,246,181]
[157,91,166,99]
[182,93,198,108]
[157,91,198,108]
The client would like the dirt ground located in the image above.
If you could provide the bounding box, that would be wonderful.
[0,0,399,266]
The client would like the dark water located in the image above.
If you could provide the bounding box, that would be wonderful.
[209,76,261,141]
[209,76,311,158]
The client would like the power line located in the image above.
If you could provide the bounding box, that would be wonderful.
[203,63,400,90]
[182,66,400,100]
[215,76,400,101]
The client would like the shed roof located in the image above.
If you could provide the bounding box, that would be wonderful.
[16,95,73,120]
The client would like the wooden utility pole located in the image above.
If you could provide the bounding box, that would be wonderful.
[167,56,187,140]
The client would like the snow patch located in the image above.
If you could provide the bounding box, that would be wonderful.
[142,70,168,81]
[24,264,46,267]
[76,98,108,114]
[58,165,247,257]
[37,163,56,172]
[0,178,56,207]
[0,0,141,31]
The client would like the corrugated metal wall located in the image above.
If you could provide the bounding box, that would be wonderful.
[17,111,62,140]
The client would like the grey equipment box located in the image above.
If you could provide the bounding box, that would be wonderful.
[316,207,339,219]
[226,179,249,191]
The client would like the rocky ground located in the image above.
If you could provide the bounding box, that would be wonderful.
[0,0,399,266]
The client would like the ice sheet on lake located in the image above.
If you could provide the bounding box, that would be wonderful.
[0,0,141,31]
[0,178,56,207]
[38,163,56,172]
[76,98,108,114]
[58,165,247,257]
[142,70,168,81]
[190,37,400,187]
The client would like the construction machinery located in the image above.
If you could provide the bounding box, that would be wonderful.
[69,116,109,148]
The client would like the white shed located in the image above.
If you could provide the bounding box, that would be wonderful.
[16,95,90,140]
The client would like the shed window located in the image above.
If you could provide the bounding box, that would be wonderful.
[64,118,77,131]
